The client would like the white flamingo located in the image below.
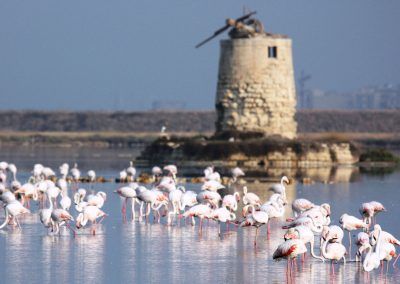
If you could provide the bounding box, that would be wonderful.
[0,200,30,229]
[241,205,269,246]
[222,192,240,212]
[76,205,107,235]
[242,186,261,215]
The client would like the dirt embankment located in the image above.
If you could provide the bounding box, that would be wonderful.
[0,110,399,133]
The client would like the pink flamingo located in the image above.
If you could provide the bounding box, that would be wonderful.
[273,239,307,275]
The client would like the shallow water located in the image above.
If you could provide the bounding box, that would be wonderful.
[0,149,399,283]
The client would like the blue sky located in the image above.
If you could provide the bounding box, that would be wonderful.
[0,1,399,110]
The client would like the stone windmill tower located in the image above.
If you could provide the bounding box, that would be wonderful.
[197,12,297,139]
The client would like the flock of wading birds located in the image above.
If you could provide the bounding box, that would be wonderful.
[0,161,399,274]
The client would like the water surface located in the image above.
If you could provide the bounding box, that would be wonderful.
[0,148,399,283]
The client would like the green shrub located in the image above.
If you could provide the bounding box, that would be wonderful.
[359,148,399,163]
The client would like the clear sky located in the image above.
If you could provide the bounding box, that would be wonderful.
[0,1,399,110]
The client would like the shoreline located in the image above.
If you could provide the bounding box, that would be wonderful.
[0,131,399,146]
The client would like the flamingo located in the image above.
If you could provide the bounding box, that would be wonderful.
[87,191,107,208]
[32,164,44,182]
[59,163,69,179]
[0,172,6,184]
[269,176,289,201]
[369,224,400,267]
[211,207,236,236]
[356,232,371,262]
[47,186,61,208]
[7,163,17,182]
[197,190,221,209]
[339,213,368,247]
[368,201,386,224]
[231,167,245,184]
[87,170,96,189]
[204,166,221,182]
[151,166,163,183]
[0,200,30,229]
[180,190,198,211]
[292,205,330,228]
[76,205,107,235]
[0,190,16,204]
[74,188,87,203]
[119,170,128,182]
[222,192,240,212]
[260,195,286,234]
[163,165,178,182]
[70,163,81,188]
[115,184,140,220]
[181,204,212,234]
[126,162,136,182]
[51,209,74,235]
[14,183,39,208]
[241,205,269,246]
[39,197,53,230]
[242,186,261,215]
[136,187,168,222]
[292,198,315,218]
[167,186,186,225]
[59,190,72,211]
[157,176,177,193]
[359,202,376,226]
[201,180,225,192]
[0,161,9,172]
[42,167,56,180]
[322,225,344,244]
[363,225,382,272]
[284,226,324,261]
[260,194,286,218]
[320,234,347,274]
[273,239,307,274]
[283,216,323,234]
[379,242,397,272]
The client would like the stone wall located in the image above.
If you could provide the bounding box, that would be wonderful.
[215,36,297,139]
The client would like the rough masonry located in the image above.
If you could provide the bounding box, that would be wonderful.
[215,34,297,139]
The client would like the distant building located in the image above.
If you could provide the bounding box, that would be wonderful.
[298,84,400,110]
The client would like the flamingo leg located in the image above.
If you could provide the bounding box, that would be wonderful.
[393,254,400,268]
[348,231,352,254]
[286,258,290,275]
[15,217,22,229]
[122,198,127,215]
[131,198,135,221]
[254,227,259,247]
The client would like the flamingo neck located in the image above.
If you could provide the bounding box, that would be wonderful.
[321,237,330,259]
[47,193,53,211]
[374,228,382,253]
[0,208,9,229]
